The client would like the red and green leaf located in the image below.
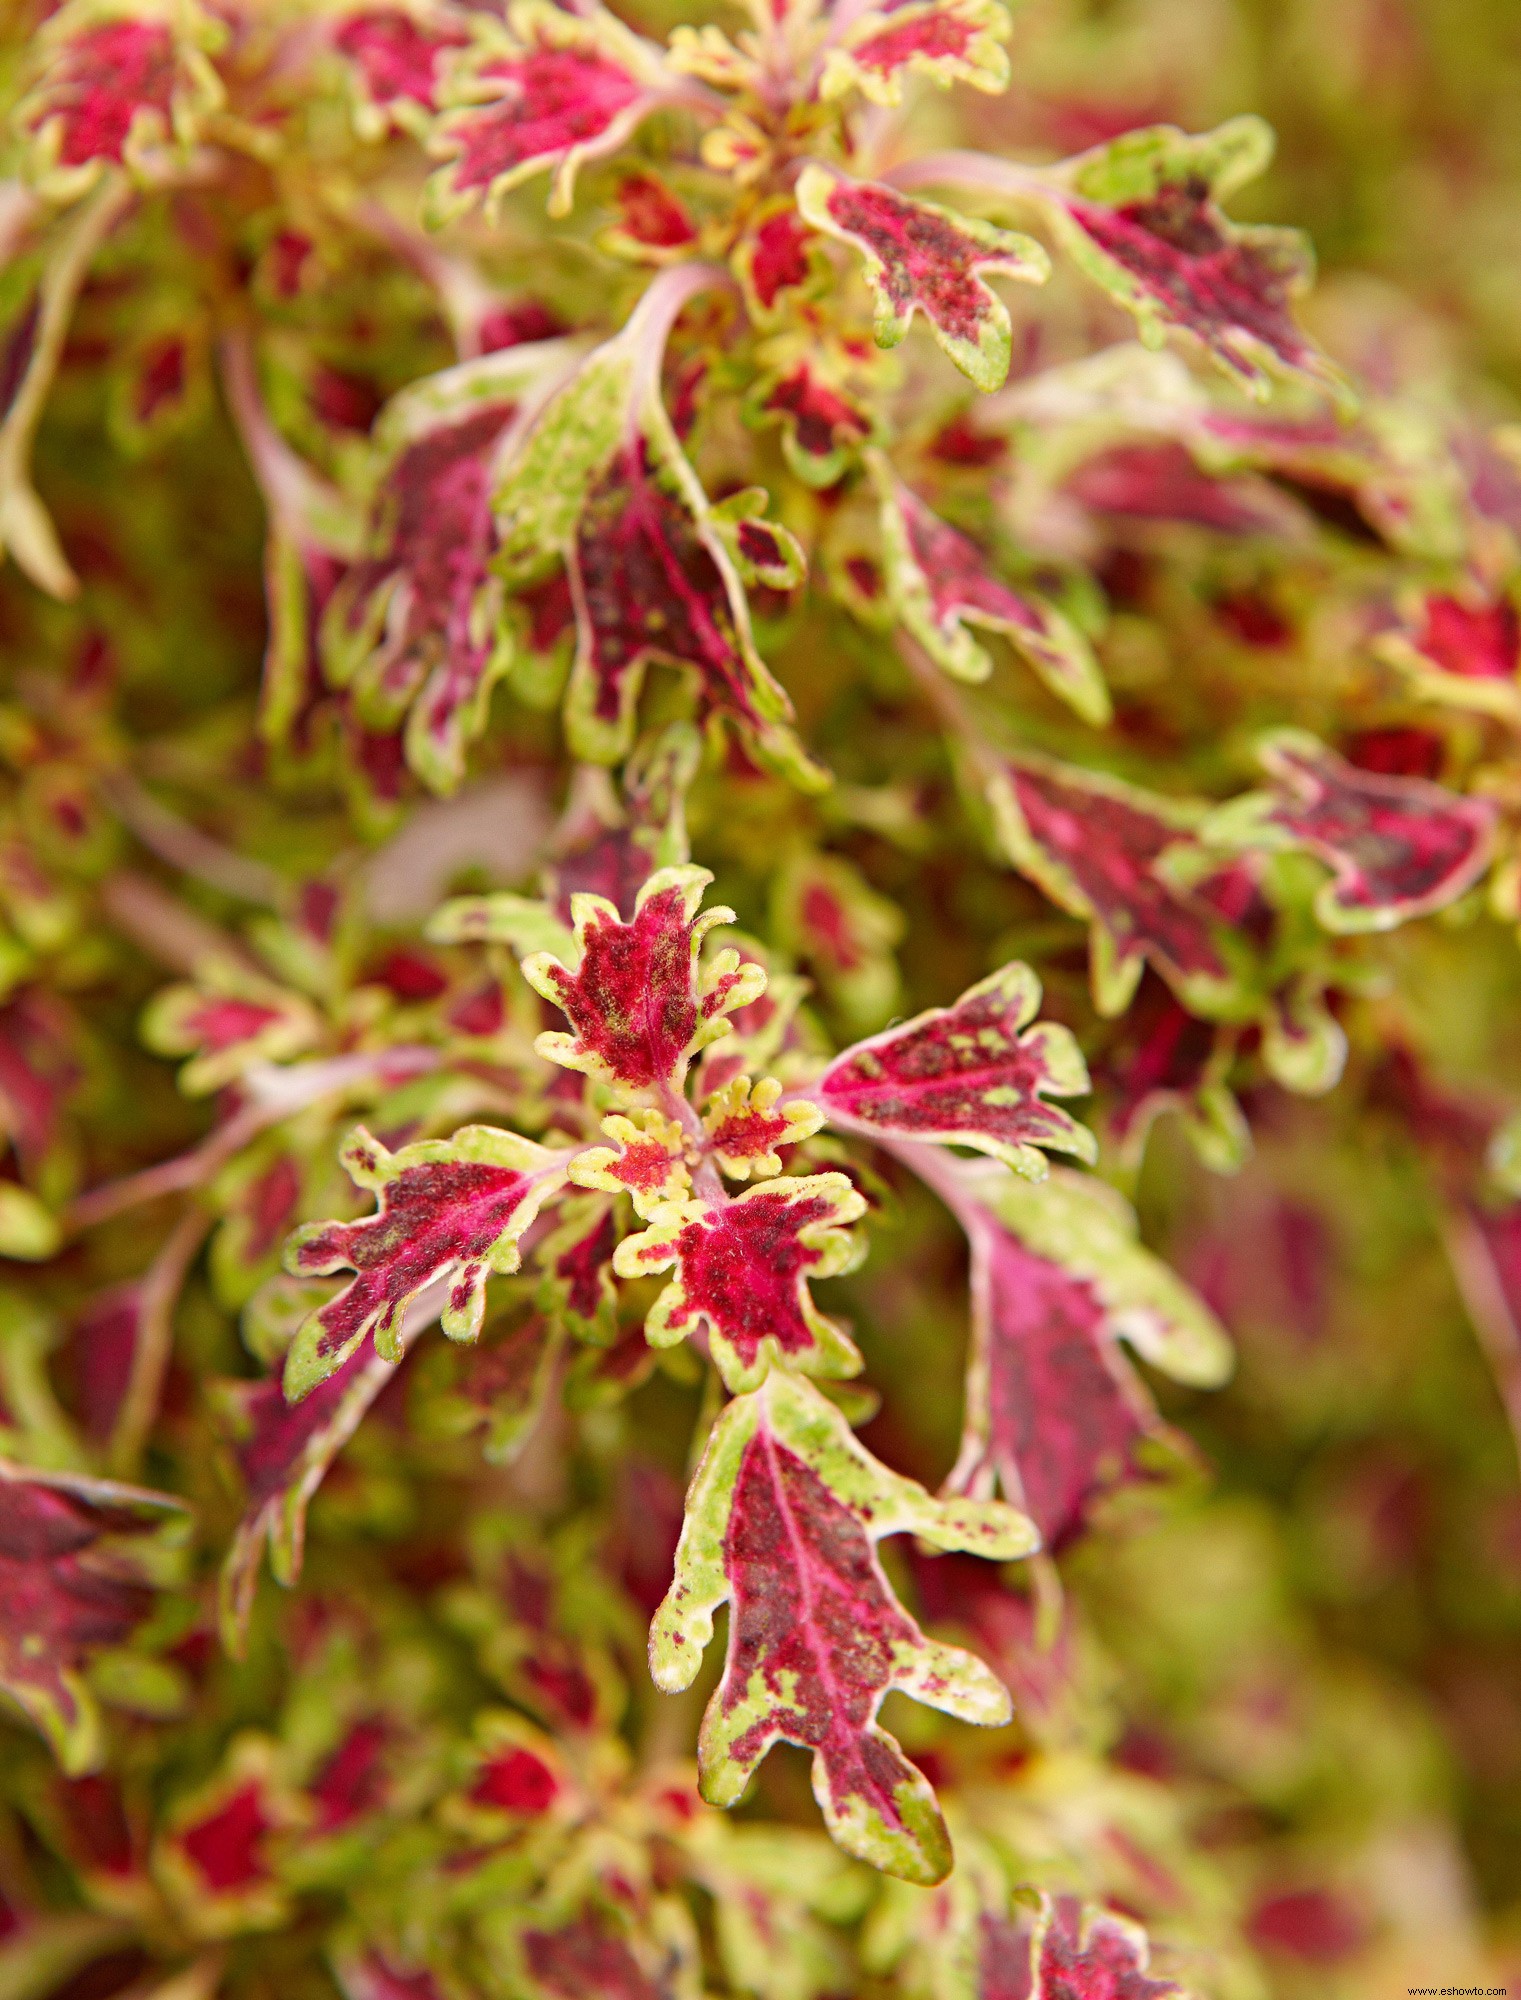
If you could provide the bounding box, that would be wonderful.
[649,1369,1037,1882]
[772,849,905,1032]
[873,461,1109,720]
[154,1737,297,1935]
[428,1,671,223]
[816,960,1095,1176]
[943,1160,1231,1547]
[1007,1894,1185,1999]
[536,1199,620,1346]
[0,1458,184,1773]
[18,2,222,196]
[508,1902,692,2000]
[522,864,765,1095]
[990,753,1251,1016]
[616,1173,865,1392]
[1098,979,1249,1174]
[602,170,699,264]
[445,1710,571,1838]
[747,348,877,488]
[734,203,826,324]
[142,975,321,1096]
[798,167,1046,393]
[282,1123,567,1401]
[210,1152,308,1309]
[569,1108,691,1217]
[817,0,1014,109]
[493,291,819,780]
[1037,116,1341,399]
[217,1338,399,1650]
[1376,589,1521,719]
[410,1312,560,1467]
[335,6,470,136]
[701,1075,822,1180]
[324,346,573,794]
[1203,729,1497,933]
[563,437,807,767]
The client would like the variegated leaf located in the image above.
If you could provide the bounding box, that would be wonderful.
[615,1173,865,1392]
[990,754,1253,1017]
[1203,730,1496,933]
[282,1124,566,1400]
[818,0,1013,108]
[701,1075,822,1180]
[1,1458,185,1774]
[798,166,1046,393]
[650,1370,1036,1882]
[522,864,764,1095]
[1038,116,1343,400]
[817,961,1095,1176]
[493,287,820,782]
[874,460,1109,719]
[428,1,671,222]
[944,1160,1231,1546]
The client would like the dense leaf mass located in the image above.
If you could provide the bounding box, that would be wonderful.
[1,0,1519,1993]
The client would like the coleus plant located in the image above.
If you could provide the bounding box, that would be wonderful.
[0,0,1519,1995]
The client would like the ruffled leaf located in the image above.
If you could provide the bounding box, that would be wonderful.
[535,1199,620,1346]
[701,1075,822,1180]
[0,1458,185,1773]
[616,1174,865,1391]
[1008,1894,1185,1999]
[494,290,819,780]
[217,1340,398,1651]
[282,1123,567,1401]
[335,6,470,136]
[569,1109,691,1218]
[325,345,576,794]
[747,346,877,488]
[428,0,671,223]
[817,960,1095,1176]
[944,1160,1231,1546]
[873,460,1110,720]
[818,0,1013,108]
[797,166,1046,392]
[522,864,764,1095]
[1203,730,1497,933]
[1037,116,1342,400]
[141,974,321,1096]
[990,753,1250,1016]
[17,1,223,198]
[649,1369,1036,1882]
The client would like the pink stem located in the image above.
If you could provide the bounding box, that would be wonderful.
[107,1205,211,1477]
[102,770,285,908]
[886,151,1050,201]
[67,1047,441,1233]
[219,329,348,543]
[1443,1208,1521,1478]
[623,262,738,428]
